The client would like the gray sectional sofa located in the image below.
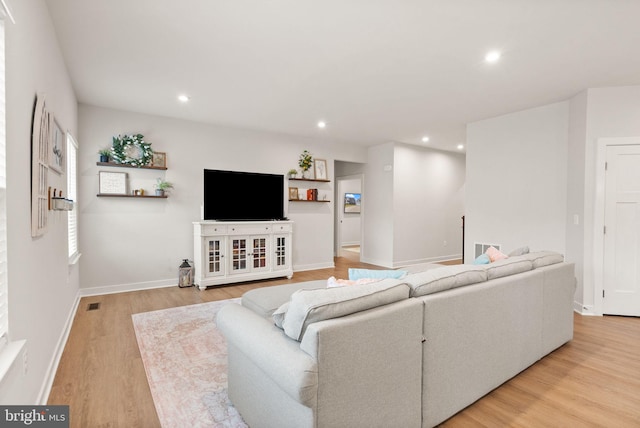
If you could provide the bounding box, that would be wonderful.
[216,251,576,428]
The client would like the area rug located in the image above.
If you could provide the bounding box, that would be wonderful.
[132,299,248,428]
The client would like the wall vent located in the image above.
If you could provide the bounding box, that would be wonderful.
[474,243,501,259]
[87,302,101,311]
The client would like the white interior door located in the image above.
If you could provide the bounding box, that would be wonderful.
[603,145,640,316]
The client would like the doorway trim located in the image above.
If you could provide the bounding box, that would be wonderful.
[335,173,364,259]
[593,137,640,316]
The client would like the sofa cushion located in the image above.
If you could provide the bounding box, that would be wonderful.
[400,263,443,274]
[508,246,530,257]
[405,265,487,297]
[242,280,327,318]
[348,268,407,280]
[282,278,410,341]
[521,251,564,268]
[327,276,381,288]
[483,256,533,280]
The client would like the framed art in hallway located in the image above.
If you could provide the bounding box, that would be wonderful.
[344,193,361,213]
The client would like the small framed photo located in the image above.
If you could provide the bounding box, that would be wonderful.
[314,159,328,180]
[49,117,65,174]
[288,187,299,200]
[99,171,128,195]
[152,151,167,168]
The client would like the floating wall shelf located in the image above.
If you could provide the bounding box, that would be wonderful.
[96,162,167,171]
[288,178,330,183]
[97,194,168,199]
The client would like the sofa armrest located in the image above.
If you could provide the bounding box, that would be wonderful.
[216,303,318,405]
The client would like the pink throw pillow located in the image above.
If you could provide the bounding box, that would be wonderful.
[486,246,508,262]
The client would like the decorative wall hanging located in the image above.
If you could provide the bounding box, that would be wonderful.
[98,171,128,195]
[314,159,328,180]
[49,117,65,174]
[111,134,153,167]
[31,93,50,237]
[151,151,167,168]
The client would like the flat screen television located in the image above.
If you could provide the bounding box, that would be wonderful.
[203,169,285,221]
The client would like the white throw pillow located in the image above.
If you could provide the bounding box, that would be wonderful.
[272,301,289,329]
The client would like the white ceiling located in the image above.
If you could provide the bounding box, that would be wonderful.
[44,0,640,152]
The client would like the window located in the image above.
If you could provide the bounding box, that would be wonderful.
[0,16,8,344]
[67,133,79,263]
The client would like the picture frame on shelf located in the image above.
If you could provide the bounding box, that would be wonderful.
[152,151,167,168]
[288,187,299,200]
[314,159,327,180]
[49,117,65,174]
[99,171,128,195]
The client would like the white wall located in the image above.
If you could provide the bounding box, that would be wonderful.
[580,86,640,311]
[566,90,588,308]
[3,0,79,403]
[78,105,367,291]
[362,143,394,266]
[393,144,465,265]
[466,101,569,263]
[362,143,465,267]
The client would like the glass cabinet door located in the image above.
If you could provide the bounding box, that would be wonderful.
[231,238,248,272]
[205,238,225,277]
[252,237,269,271]
[273,235,289,271]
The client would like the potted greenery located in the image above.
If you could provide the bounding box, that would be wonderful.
[98,148,111,163]
[155,178,173,197]
[299,150,313,178]
[287,169,298,179]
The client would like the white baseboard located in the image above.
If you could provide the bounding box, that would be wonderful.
[573,301,598,316]
[37,293,81,404]
[358,256,393,268]
[293,262,335,272]
[79,278,177,297]
[360,254,462,269]
[341,241,360,247]
[394,254,462,268]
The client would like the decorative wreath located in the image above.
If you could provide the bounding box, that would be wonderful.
[111,134,153,167]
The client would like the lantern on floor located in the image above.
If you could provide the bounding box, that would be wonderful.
[178,259,194,288]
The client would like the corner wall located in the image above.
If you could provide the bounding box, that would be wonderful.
[393,144,465,265]
[580,86,640,312]
[3,0,79,403]
[362,142,465,267]
[466,101,569,263]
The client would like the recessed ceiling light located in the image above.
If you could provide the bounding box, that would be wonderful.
[422,136,430,143]
[457,144,465,150]
[178,94,190,103]
[484,50,501,63]
[317,121,326,129]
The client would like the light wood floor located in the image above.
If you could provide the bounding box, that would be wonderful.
[48,255,640,427]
